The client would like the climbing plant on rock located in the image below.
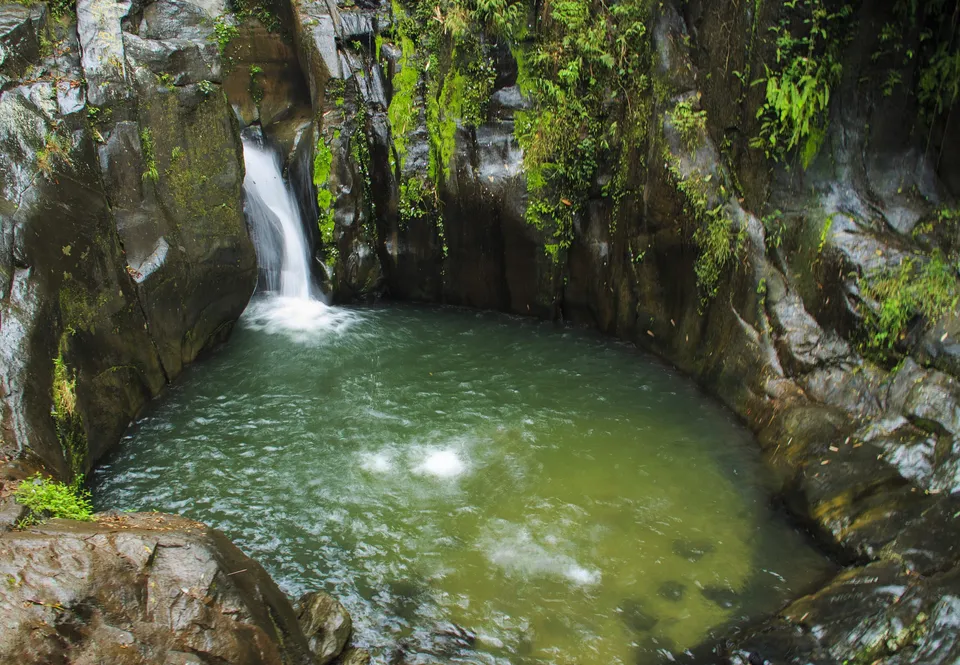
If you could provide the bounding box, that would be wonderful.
[749,0,852,169]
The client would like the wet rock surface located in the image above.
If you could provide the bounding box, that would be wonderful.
[295,590,353,665]
[0,513,317,665]
[0,0,256,477]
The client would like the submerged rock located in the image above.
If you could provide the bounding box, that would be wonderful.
[672,538,716,562]
[295,590,353,665]
[619,599,659,632]
[701,585,740,610]
[658,580,686,602]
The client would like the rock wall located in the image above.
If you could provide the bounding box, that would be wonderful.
[0,0,257,479]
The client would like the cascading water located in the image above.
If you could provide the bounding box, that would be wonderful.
[240,132,356,339]
[242,134,315,300]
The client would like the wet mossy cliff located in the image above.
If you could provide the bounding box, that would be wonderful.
[2,0,960,663]
[0,0,258,481]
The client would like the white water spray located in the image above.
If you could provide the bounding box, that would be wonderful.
[242,137,314,300]
[240,134,357,339]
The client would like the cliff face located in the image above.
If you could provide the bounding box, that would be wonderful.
[0,0,257,479]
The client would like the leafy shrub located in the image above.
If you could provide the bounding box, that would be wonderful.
[15,474,93,525]
[140,128,159,182]
[859,250,960,352]
[213,15,239,54]
[750,0,851,168]
[670,100,707,151]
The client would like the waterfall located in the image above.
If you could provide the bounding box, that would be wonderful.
[242,134,316,301]
[239,131,357,341]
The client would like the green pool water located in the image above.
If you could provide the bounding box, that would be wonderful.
[92,298,833,665]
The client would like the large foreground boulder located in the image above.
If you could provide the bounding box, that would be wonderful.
[0,513,316,665]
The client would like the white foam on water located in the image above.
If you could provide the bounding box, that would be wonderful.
[481,520,601,586]
[359,450,396,474]
[242,297,359,343]
[414,449,467,478]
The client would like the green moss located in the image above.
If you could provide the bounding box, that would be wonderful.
[52,350,86,481]
[387,36,419,171]
[15,473,92,525]
[59,277,109,333]
[140,85,244,235]
[35,132,70,179]
[140,128,159,182]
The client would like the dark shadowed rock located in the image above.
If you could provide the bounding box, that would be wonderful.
[295,590,353,665]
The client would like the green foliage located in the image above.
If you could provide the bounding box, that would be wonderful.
[387,36,419,171]
[512,0,653,257]
[213,14,239,54]
[140,128,159,182]
[198,80,216,96]
[762,209,785,249]
[665,155,743,304]
[919,39,960,118]
[694,205,743,302]
[750,0,851,168]
[818,213,834,254]
[14,474,93,525]
[398,176,430,224]
[157,72,175,89]
[52,353,86,480]
[874,0,960,121]
[228,0,281,31]
[313,133,335,232]
[860,250,960,352]
[670,99,707,150]
[249,64,264,105]
[36,132,70,178]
